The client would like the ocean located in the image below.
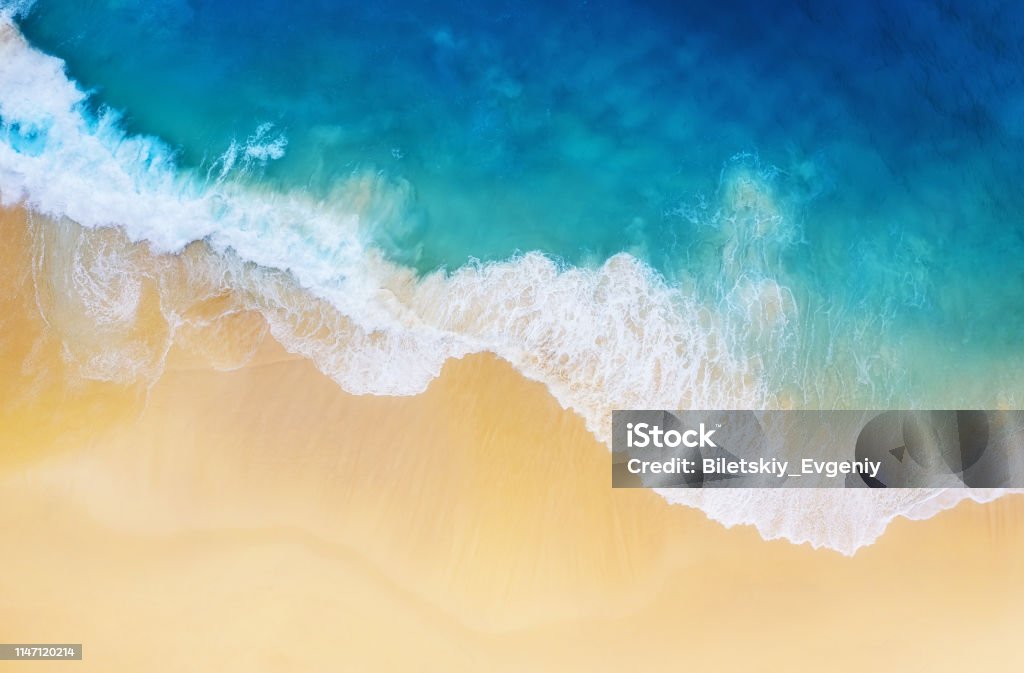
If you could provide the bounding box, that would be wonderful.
[2,0,1023,550]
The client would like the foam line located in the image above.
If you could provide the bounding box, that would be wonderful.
[0,14,1011,555]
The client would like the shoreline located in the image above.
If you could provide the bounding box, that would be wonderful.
[1,205,1023,670]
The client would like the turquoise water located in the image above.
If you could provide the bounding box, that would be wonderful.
[5,0,1024,405]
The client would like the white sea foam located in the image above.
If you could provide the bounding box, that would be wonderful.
[209,122,289,182]
[0,15,1012,555]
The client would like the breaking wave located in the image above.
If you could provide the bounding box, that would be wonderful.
[0,13,1013,555]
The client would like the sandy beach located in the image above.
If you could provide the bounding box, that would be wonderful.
[1,206,1023,672]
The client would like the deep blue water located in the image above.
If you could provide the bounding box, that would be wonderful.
[12,0,1024,396]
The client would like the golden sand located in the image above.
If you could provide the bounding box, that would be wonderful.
[1,206,1023,672]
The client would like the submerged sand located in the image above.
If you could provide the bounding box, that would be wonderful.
[1,206,1022,671]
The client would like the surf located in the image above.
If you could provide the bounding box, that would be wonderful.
[0,8,1019,556]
